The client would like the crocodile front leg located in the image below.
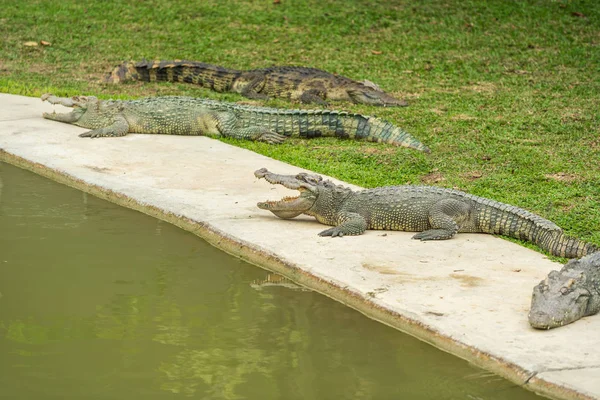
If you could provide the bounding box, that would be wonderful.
[318,212,368,237]
[412,199,470,240]
[78,116,130,138]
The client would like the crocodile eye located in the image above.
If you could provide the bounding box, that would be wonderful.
[560,287,572,295]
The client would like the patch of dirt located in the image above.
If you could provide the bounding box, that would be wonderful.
[560,111,586,123]
[462,170,483,181]
[544,172,580,182]
[362,262,400,275]
[420,171,445,184]
[558,203,577,212]
[463,82,497,93]
[26,62,60,75]
[430,107,448,115]
[450,273,484,287]
[450,114,477,121]
[362,147,396,156]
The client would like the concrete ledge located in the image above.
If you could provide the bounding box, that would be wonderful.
[1,93,599,400]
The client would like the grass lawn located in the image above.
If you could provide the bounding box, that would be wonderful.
[1,0,599,256]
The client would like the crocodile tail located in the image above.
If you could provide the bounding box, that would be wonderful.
[472,198,596,258]
[219,106,429,152]
[358,116,430,153]
[104,60,241,92]
[543,232,598,258]
[287,111,429,152]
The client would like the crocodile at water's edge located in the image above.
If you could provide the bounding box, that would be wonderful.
[529,252,600,329]
[41,94,428,152]
[104,59,408,107]
[254,168,597,258]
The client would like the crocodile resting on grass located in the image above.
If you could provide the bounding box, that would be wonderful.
[40,94,427,151]
[529,252,600,329]
[254,168,597,258]
[104,60,408,107]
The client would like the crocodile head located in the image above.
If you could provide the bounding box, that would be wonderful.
[41,94,102,125]
[529,254,600,329]
[347,86,408,107]
[254,168,323,219]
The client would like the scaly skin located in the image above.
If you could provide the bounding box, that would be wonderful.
[41,94,429,152]
[254,168,597,258]
[104,60,409,107]
[529,252,600,329]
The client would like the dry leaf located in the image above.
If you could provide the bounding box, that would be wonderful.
[273,38,279,43]
[371,50,382,55]
[571,11,585,18]
[40,40,51,46]
[23,41,38,47]
[273,0,281,4]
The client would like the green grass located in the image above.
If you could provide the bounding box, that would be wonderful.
[1,0,599,255]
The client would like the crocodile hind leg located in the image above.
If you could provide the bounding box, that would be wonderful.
[412,199,471,240]
[237,73,270,100]
[214,112,286,144]
[78,116,130,138]
[298,89,328,106]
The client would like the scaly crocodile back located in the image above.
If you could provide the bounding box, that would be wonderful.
[104,60,408,106]
[94,97,428,151]
[104,60,241,92]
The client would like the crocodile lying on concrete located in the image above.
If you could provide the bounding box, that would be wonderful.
[104,60,408,107]
[255,168,597,259]
[41,94,427,151]
[529,252,600,329]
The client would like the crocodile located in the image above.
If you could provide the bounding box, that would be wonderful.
[254,168,597,258]
[104,60,408,107]
[40,94,428,151]
[529,252,600,329]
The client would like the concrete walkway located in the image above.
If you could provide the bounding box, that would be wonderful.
[1,93,598,400]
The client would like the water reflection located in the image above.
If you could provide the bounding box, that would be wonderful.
[0,162,543,400]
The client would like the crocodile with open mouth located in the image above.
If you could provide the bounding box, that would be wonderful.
[254,168,597,259]
[40,94,428,151]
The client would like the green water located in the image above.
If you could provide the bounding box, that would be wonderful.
[0,162,544,400]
